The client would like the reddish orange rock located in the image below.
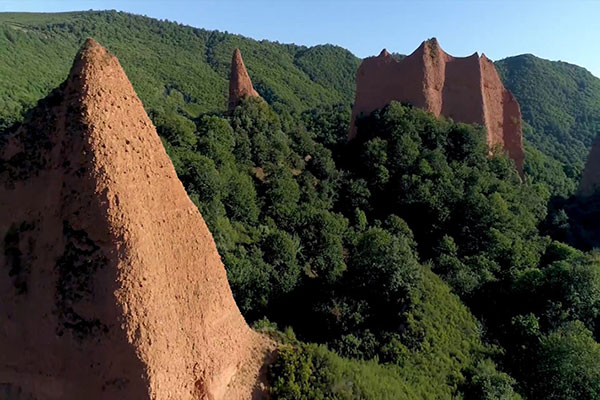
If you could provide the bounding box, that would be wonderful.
[579,136,600,196]
[228,48,260,110]
[349,38,524,174]
[0,39,271,400]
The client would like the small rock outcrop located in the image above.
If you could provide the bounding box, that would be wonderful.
[579,136,600,196]
[0,39,270,400]
[349,38,524,174]
[228,48,260,110]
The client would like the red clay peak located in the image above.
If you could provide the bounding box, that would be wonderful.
[349,39,524,175]
[379,48,390,58]
[73,37,112,67]
[0,39,271,400]
[228,48,260,110]
[426,37,439,46]
[82,37,101,49]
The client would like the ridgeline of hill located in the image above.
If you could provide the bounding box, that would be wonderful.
[2,11,600,193]
[496,55,600,172]
[0,10,360,129]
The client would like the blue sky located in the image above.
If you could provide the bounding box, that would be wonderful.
[1,0,599,77]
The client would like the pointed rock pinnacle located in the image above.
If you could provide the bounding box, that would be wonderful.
[228,48,260,110]
[0,39,271,400]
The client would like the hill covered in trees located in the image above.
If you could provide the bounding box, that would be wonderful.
[2,10,600,195]
[0,10,359,129]
[2,10,600,400]
[497,55,600,174]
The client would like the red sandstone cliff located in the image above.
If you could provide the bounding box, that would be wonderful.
[0,39,271,400]
[579,136,600,196]
[228,48,260,110]
[349,39,524,174]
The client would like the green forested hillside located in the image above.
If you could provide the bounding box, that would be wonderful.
[0,10,360,128]
[2,10,600,195]
[158,96,600,399]
[162,98,538,398]
[268,269,515,400]
[497,55,600,176]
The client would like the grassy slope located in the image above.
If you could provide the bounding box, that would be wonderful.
[269,268,490,399]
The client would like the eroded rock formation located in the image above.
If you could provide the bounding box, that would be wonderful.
[228,48,260,110]
[0,39,270,400]
[349,38,524,173]
[579,136,600,196]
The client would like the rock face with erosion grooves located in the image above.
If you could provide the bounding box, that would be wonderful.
[349,39,524,174]
[0,39,270,400]
[579,137,600,196]
[228,48,260,110]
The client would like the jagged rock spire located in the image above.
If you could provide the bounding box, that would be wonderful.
[228,48,260,110]
[349,38,524,175]
[0,38,270,400]
[579,136,600,196]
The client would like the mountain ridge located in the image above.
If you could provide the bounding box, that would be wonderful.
[1,10,599,191]
[0,10,359,125]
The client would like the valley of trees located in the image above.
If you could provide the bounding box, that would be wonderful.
[2,10,600,400]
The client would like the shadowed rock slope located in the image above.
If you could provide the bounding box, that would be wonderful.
[349,38,524,173]
[579,136,600,196]
[0,38,270,400]
[228,48,261,111]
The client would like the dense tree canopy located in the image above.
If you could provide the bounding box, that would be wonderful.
[157,97,600,398]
